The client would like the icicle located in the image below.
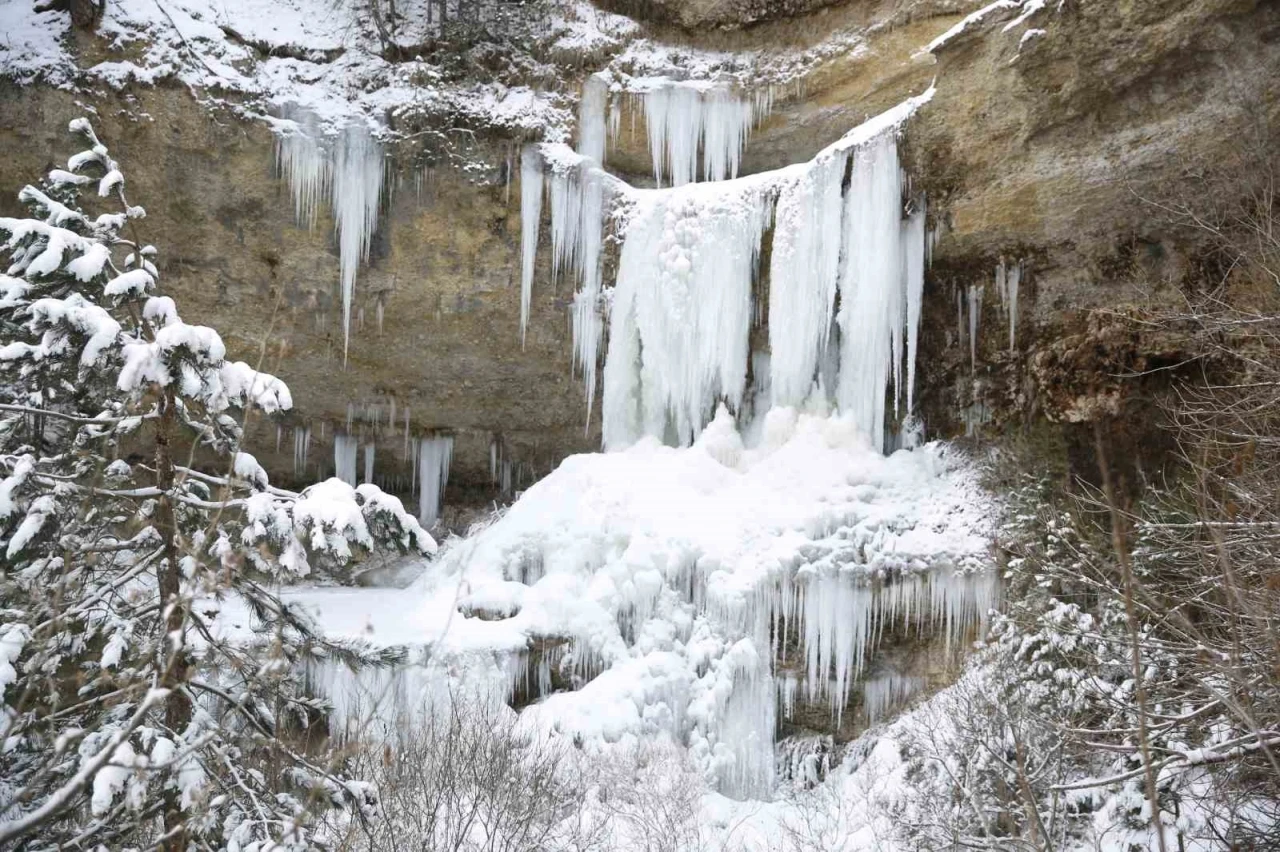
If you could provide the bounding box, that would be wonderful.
[577,73,608,166]
[275,107,385,366]
[571,167,604,421]
[967,283,983,372]
[520,146,543,346]
[608,92,622,145]
[1007,261,1020,351]
[548,168,582,285]
[862,671,925,726]
[332,122,385,365]
[363,444,375,484]
[903,202,926,413]
[275,108,330,230]
[335,435,358,486]
[836,134,903,452]
[417,436,453,526]
[640,82,764,187]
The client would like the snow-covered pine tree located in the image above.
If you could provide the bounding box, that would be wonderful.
[0,119,436,850]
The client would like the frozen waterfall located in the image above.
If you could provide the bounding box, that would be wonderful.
[520,87,936,452]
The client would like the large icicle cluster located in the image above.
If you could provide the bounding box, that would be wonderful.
[523,89,936,452]
[274,105,385,363]
[574,74,771,187]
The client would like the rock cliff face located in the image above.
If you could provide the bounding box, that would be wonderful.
[2,0,1276,518]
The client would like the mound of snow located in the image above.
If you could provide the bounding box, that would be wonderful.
[280,407,996,799]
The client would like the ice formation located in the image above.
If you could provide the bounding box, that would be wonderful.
[291,427,309,478]
[577,73,609,167]
[635,81,767,186]
[533,148,616,412]
[280,408,996,800]
[275,106,385,363]
[334,434,358,486]
[603,178,771,448]
[571,74,770,187]
[519,146,543,346]
[520,89,937,451]
[416,436,453,526]
[996,258,1022,351]
[616,92,932,450]
[967,283,983,371]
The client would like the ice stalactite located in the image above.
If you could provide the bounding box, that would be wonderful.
[862,671,926,726]
[519,146,543,346]
[795,567,999,723]
[572,169,605,421]
[332,123,385,364]
[335,434,358,486]
[275,109,329,230]
[274,106,385,365]
[525,88,936,451]
[363,444,375,484]
[293,427,310,476]
[545,150,611,415]
[417,436,453,526]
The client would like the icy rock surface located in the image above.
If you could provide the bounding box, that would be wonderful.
[279,407,994,799]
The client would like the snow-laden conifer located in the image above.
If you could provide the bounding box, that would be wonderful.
[0,118,435,850]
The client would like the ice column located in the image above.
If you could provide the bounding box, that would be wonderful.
[768,152,845,407]
[903,203,927,413]
[967,283,983,371]
[602,182,769,449]
[577,73,609,166]
[417,436,453,526]
[836,134,904,452]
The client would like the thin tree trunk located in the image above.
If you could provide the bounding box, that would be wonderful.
[1095,421,1169,852]
[154,391,189,852]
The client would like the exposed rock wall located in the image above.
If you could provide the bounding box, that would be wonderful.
[2,0,1277,511]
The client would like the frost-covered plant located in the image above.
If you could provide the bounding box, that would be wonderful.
[0,119,436,850]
